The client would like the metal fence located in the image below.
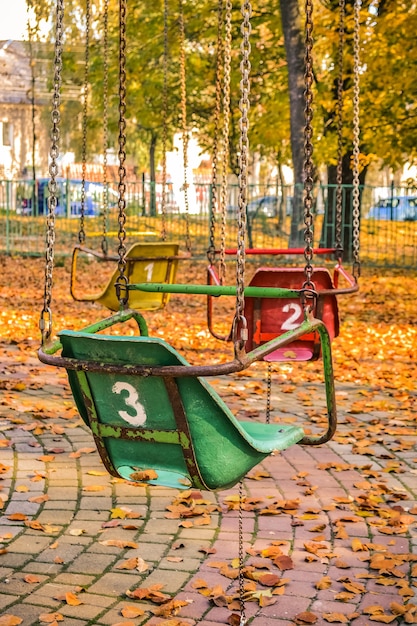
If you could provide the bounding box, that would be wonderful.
[0,178,416,268]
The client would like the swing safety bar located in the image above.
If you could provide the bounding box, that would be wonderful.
[129,282,306,299]
[208,257,358,297]
[224,247,338,256]
[38,307,337,446]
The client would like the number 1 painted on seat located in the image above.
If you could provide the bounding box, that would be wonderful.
[144,262,154,281]
[112,381,147,426]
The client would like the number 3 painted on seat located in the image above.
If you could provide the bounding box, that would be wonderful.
[281,302,303,331]
[112,381,147,426]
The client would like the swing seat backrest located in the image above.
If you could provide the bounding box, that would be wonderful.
[59,332,305,491]
[96,242,180,311]
[244,267,339,362]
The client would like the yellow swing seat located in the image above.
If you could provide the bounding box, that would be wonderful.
[71,241,180,311]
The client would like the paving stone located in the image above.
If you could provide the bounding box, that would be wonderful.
[0,571,49,595]
[24,561,64,575]
[0,602,63,626]
[87,571,145,596]
[97,600,151,625]
[136,567,190,594]
[158,556,202,572]
[0,592,21,610]
[66,552,117,575]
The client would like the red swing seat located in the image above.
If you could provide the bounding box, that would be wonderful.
[243,267,340,362]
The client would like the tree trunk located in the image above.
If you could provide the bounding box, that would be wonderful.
[320,154,366,262]
[279,0,305,247]
[149,131,157,217]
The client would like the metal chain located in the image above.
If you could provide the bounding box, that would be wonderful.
[40,0,64,344]
[101,0,109,256]
[161,0,169,241]
[303,0,314,288]
[79,0,90,245]
[178,0,191,252]
[335,0,345,257]
[266,362,272,423]
[235,0,252,338]
[207,0,224,266]
[219,0,232,283]
[352,0,361,278]
[116,0,128,306]
[238,481,246,625]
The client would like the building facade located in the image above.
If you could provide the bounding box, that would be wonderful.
[0,39,50,180]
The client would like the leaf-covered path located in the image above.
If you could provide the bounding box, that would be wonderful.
[0,256,416,625]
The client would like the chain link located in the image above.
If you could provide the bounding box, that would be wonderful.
[335,0,345,257]
[266,362,272,423]
[101,0,109,256]
[116,0,128,305]
[236,0,251,335]
[352,0,361,278]
[178,0,191,252]
[303,0,314,288]
[208,0,224,266]
[219,0,232,283]
[79,0,90,245]
[161,0,169,241]
[40,0,64,343]
[238,481,246,625]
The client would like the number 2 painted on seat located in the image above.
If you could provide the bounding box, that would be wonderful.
[112,381,147,426]
[281,302,303,331]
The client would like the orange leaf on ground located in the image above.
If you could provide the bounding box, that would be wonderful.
[116,557,138,570]
[151,599,190,617]
[274,554,294,570]
[256,573,282,587]
[126,583,171,604]
[24,574,41,583]
[65,592,83,606]
[335,592,356,602]
[294,611,318,624]
[120,605,145,618]
[28,495,49,503]
[69,447,96,458]
[38,613,64,623]
[316,576,332,590]
[178,520,193,528]
[323,614,350,623]
[100,540,138,549]
[0,616,23,626]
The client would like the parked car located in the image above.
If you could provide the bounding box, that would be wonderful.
[228,195,280,217]
[18,178,117,217]
[367,196,417,221]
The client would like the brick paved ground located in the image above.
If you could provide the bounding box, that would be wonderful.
[0,342,416,625]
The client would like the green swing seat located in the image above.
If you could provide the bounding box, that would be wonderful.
[59,331,305,491]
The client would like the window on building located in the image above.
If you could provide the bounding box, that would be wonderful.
[2,122,12,146]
